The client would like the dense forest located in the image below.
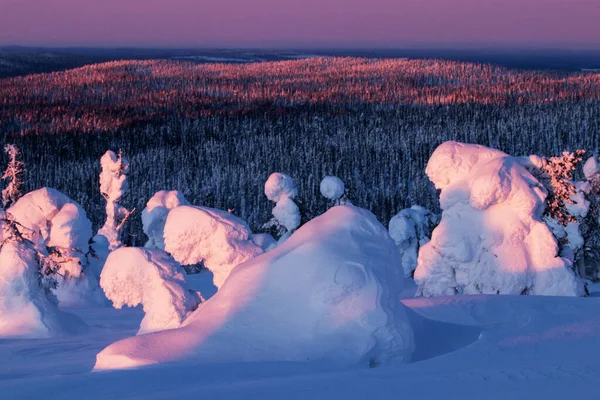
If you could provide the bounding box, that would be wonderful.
[1,57,599,244]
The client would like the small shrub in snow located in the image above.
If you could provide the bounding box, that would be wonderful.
[415,141,583,297]
[164,205,263,288]
[389,205,438,277]
[97,150,134,250]
[100,247,201,335]
[263,173,300,240]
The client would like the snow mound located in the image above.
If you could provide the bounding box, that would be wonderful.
[0,241,87,338]
[320,176,345,200]
[251,233,277,252]
[164,205,263,288]
[142,190,189,249]
[264,172,297,202]
[94,205,414,370]
[389,205,438,277]
[415,141,583,297]
[100,248,200,335]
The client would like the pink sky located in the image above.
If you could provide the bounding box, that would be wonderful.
[1,0,599,47]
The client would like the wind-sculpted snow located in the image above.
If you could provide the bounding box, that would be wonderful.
[415,141,584,297]
[163,205,263,288]
[142,190,190,249]
[94,205,414,370]
[100,247,200,335]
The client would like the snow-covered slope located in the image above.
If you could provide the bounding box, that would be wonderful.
[94,205,415,370]
[415,141,583,297]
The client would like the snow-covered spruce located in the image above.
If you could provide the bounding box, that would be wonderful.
[163,205,263,288]
[263,172,300,241]
[142,190,190,249]
[100,247,200,335]
[0,240,87,337]
[96,150,133,251]
[94,205,414,370]
[7,188,102,305]
[414,141,584,297]
[320,175,347,205]
[389,205,438,277]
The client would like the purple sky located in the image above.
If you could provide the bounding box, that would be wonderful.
[1,0,599,48]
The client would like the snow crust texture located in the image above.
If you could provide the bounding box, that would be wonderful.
[100,247,200,335]
[94,205,414,370]
[163,205,263,288]
[415,141,583,297]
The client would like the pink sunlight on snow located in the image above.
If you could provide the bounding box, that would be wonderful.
[0,0,599,47]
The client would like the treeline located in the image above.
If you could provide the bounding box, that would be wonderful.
[1,58,599,243]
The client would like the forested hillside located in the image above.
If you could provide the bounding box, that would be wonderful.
[1,57,599,243]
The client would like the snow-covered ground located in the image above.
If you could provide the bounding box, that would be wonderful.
[2,276,600,399]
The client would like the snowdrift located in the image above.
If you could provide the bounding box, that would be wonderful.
[163,205,263,288]
[100,248,200,334]
[415,141,583,297]
[94,205,414,370]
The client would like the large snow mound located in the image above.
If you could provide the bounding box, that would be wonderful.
[142,190,190,249]
[415,141,583,297]
[100,247,200,335]
[164,205,263,288]
[0,241,87,338]
[94,205,414,370]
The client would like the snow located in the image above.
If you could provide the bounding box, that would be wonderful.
[99,247,200,335]
[251,232,277,251]
[93,205,414,370]
[389,205,437,277]
[264,172,301,237]
[415,141,583,297]
[97,150,130,251]
[583,156,599,180]
[163,205,263,288]
[141,190,190,249]
[0,241,87,338]
[6,188,100,305]
[3,281,600,399]
[264,172,297,202]
[320,175,345,200]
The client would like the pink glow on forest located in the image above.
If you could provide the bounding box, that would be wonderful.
[1,0,599,47]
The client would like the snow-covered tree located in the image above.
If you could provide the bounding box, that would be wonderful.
[263,173,300,242]
[389,205,438,277]
[97,150,134,250]
[100,247,201,335]
[320,175,349,206]
[415,142,584,297]
[1,144,24,209]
